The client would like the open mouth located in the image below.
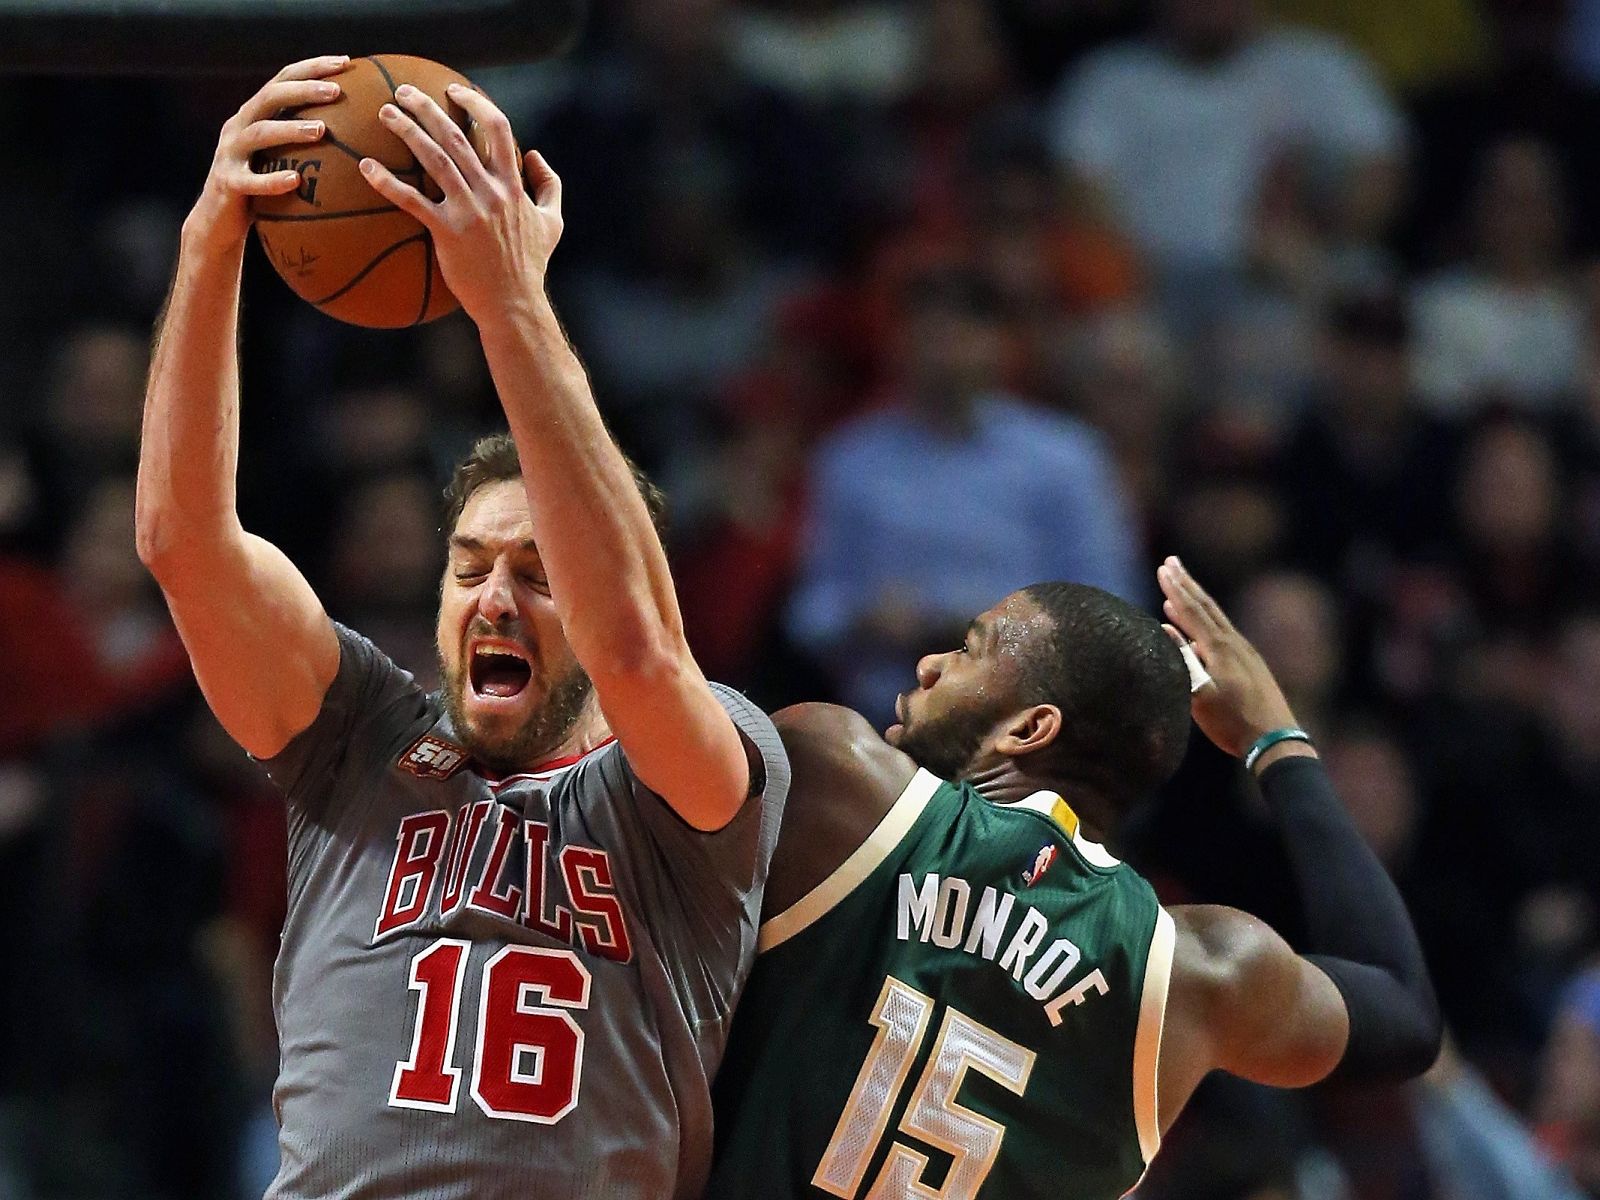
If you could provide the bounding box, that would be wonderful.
[469,643,534,700]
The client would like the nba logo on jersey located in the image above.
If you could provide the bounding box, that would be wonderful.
[1022,844,1058,887]
[399,734,468,780]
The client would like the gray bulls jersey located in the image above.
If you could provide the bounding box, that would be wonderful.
[260,624,789,1200]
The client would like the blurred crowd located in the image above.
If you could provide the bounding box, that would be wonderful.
[5,0,1600,1196]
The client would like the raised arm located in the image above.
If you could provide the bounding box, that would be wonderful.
[359,85,749,830]
[1155,556,1441,1127]
[135,59,345,759]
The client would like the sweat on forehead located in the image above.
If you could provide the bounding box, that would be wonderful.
[989,593,1058,645]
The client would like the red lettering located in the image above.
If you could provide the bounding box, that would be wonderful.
[523,820,574,942]
[375,811,452,938]
[561,846,633,964]
[467,807,525,920]
[441,800,492,916]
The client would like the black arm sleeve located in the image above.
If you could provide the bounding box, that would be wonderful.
[1258,753,1443,1080]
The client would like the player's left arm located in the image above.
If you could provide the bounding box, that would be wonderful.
[361,85,751,831]
[1158,556,1441,1090]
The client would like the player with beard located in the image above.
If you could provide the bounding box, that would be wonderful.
[137,61,788,1200]
[707,560,1440,1199]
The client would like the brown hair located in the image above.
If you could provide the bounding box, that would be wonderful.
[442,432,668,538]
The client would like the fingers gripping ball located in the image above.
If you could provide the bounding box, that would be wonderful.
[251,55,493,329]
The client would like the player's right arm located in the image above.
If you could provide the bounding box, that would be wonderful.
[135,58,348,759]
[1154,556,1441,1128]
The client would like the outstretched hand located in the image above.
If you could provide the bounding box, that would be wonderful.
[357,82,561,322]
[1157,556,1303,760]
[190,55,349,247]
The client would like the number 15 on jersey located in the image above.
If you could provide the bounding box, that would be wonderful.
[814,977,1036,1200]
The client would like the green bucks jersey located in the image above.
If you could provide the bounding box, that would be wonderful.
[709,769,1174,1200]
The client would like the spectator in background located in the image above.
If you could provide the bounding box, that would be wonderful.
[1412,139,1587,415]
[729,0,920,105]
[1547,614,1600,799]
[1235,571,1345,737]
[1536,965,1600,1194]
[787,266,1139,720]
[1204,144,1406,423]
[1324,720,1418,875]
[27,325,149,527]
[674,413,810,693]
[181,709,288,1200]
[1045,307,1182,533]
[1521,613,1600,909]
[0,476,190,756]
[1448,416,1578,677]
[1159,419,1286,599]
[859,0,1030,257]
[1278,291,1455,593]
[565,149,803,478]
[320,472,445,684]
[416,315,503,432]
[1048,0,1405,329]
[1568,302,1600,567]
[862,119,1143,396]
[1213,129,1409,424]
[535,0,851,264]
[0,434,44,560]
[309,385,436,479]
[672,284,880,701]
[1410,0,1600,263]
[1408,1039,1587,1200]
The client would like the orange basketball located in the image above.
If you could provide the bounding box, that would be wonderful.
[251,54,493,329]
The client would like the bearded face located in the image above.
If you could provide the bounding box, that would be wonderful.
[435,479,595,772]
[885,593,1067,782]
[893,693,1008,781]
[438,632,593,773]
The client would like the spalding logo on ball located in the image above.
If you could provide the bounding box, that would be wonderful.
[251,54,498,329]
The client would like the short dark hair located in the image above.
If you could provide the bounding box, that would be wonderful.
[442,432,668,538]
[1017,582,1192,814]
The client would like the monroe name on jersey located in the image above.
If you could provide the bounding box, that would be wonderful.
[897,871,1111,1027]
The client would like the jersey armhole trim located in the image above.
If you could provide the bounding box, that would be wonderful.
[1133,906,1176,1165]
[757,768,943,953]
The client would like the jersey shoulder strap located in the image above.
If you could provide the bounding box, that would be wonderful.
[759,768,947,952]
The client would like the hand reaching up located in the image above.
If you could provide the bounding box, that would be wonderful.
[1157,556,1305,762]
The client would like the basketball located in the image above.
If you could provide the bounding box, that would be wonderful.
[251,54,492,329]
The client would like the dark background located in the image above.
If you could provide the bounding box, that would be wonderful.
[4,1,1600,1197]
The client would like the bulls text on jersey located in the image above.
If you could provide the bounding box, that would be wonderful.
[375,803,634,963]
[897,872,1109,1026]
